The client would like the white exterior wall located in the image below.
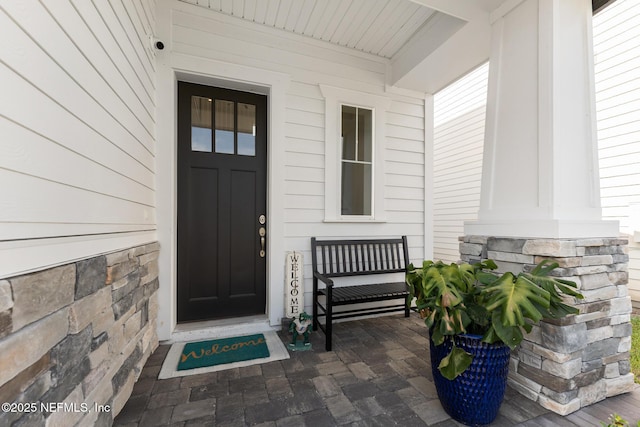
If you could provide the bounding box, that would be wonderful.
[593,0,640,303]
[155,1,426,339]
[0,1,157,278]
[432,64,488,263]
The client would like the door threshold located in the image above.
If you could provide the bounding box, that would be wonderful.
[168,315,277,344]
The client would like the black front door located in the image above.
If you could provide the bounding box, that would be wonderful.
[177,82,267,322]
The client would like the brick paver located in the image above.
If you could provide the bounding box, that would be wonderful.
[114,314,640,426]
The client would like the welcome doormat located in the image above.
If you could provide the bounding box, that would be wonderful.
[178,333,269,370]
[159,330,289,379]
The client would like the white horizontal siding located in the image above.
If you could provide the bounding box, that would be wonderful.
[432,63,488,263]
[0,0,157,277]
[594,0,640,301]
[170,1,425,310]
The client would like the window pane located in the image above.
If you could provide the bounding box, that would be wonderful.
[237,103,256,156]
[191,96,212,152]
[341,106,356,161]
[357,108,372,162]
[341,162,372,216]
[215,100,234,154]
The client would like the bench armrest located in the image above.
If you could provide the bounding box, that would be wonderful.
[313,271,334,287]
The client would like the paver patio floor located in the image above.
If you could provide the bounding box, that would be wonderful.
[114,313,640,426]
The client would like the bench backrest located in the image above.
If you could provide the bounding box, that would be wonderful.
[311,236,409,278]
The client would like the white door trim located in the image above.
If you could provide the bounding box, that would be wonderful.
[155,30,290,340]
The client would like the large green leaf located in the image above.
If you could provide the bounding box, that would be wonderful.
[482,273,550,347]
[438,344,473,380]
[521,270,583,318]
[490,310,524,349]
[485,274,549,321]
[407,261,471,342]
[464,302,490,329]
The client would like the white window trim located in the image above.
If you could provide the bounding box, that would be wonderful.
[320,84,390,222]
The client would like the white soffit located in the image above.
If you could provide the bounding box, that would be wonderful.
[179,0,441,59]
[178,0,508,92]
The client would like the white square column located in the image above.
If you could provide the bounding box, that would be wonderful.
[465,0,618,239]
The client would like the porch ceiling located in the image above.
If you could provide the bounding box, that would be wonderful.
[180,0,443,59]
[179,0,508,93]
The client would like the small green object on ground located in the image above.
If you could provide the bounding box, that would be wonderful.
[288,341,312,352]
[177,334,270,371]
[631,316,640,384]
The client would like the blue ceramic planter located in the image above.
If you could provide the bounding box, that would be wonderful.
[430,334,511,427]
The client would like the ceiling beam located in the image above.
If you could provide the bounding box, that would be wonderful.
[405,0,488,21]
[390,0,496,93]
[390,12,466,88]
[391,17,492,93]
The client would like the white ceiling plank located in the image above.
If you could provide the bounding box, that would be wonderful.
[209,0,222,11]
[253,0,268,23]
[330,0,364,45]
[243,0,256,20]
[284,0,304,31]
[321,0,353,42]
[302,0,327,36]
[220,0,233,14]
[312,0,342,40]
[232,0,244,17]
[253,0,269,24]
[274,0,293,29]
[293,0,317,34]
[264,0,280,26]
[344,0,387,49]
[354,0,399,52]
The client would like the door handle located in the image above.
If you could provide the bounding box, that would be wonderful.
[259,226,266,258]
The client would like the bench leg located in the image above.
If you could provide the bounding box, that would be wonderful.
[312,277,318,331]
[405,305,410,318]
[326,287,333,351]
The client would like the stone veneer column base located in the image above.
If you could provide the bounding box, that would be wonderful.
[0,243,160,426]
[460,236,634,415]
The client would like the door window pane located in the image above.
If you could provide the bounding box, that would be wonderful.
[341,162,372,216]
[237,103,256,156]
[215,100,235,154]
[191,96,212,152]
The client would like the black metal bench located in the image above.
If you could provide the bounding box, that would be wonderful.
[311,236,411,351]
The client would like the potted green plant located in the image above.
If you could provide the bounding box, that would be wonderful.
[405,259,583,426]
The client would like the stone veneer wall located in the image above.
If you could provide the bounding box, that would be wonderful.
[460,236,634,415]
[0,243,159,426]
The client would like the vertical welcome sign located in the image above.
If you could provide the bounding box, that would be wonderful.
[285,251,303,318]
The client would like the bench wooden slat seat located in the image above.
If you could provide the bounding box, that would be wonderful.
[311,236,411,351]
[325,282,409,304]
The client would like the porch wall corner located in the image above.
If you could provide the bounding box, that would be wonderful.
[0,243,160,426]
[461,235,634,415]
